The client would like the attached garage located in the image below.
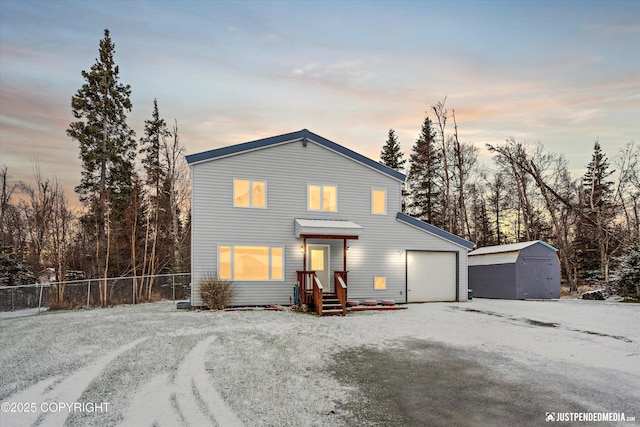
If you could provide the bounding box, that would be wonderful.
[407,251,458,302]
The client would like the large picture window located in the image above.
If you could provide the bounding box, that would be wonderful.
[218,245,284,281]
[308,184,337,212]
[234,179,266,208]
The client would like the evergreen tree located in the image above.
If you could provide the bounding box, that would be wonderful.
[380,129,406,171]
[406,116,443,226]
[140,99,170,196]
[67,29,136,284]
[574,140,616,281]
[139,100,171,297]
[0,245,36,286]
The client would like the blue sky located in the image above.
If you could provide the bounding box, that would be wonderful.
[1,0,638,204]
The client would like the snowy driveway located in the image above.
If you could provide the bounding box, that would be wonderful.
[0,299,638,426]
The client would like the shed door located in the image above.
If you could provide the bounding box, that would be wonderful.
[407,251,457,302]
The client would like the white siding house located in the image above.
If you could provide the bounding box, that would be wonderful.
[187,129,474,308]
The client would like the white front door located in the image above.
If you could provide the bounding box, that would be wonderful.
[307,245,330,292]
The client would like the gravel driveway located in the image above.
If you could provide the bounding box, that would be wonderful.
[0,299,638,426]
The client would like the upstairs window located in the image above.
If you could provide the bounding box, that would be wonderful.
[308,184,337,212]
[371,188,386,215]
[234,179,266,208]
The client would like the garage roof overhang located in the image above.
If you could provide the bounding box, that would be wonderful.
[294,219,363,239]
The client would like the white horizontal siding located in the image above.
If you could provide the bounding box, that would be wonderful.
[191,139,468,306]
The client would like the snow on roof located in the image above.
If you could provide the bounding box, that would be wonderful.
[468,240,557,256]
[294,219,364,238]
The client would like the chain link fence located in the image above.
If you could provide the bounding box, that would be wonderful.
[0,273,191,312]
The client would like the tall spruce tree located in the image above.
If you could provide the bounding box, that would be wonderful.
[380,129,406,171]
[139,99,171,298]
[67,29,136,286]
[140,99,170,197]
[574,140,616,281]
[406,116,443,226]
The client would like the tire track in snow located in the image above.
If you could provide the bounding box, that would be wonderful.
[1,337,148,427]
[120,335,243,427]
[119,373,182,427]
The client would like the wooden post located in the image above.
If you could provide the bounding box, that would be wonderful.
[343,238,347,272]
[302,237,307,271]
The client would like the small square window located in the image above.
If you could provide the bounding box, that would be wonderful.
[374,276,386,290]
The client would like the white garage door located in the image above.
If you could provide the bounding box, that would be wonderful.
[407,251,457,302]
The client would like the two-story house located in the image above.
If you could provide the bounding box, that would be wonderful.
[186,129,474,313]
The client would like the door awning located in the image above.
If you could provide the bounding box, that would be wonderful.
[294,219,364,238]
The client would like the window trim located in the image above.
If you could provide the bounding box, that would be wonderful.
[371,188,387,215]
[233,178,267,209]
[307,183,338,212]
[217,244,284,281]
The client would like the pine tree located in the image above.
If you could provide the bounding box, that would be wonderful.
[140,99,170,197]
[380,129,406,171]
[574,140,616,282]
[406,116,443,226]
[67,29,136,294]
[139,99,171,299]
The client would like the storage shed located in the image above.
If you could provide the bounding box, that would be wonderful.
[468,241,560,299]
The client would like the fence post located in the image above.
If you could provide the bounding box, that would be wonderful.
[38,283,44,314]
[172,275,176,301]
[11,287,14,311]
[132,277,136,305]
[87,280,91,309]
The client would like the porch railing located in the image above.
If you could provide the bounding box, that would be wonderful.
[312,276,323,316]
[296,270,317,305]
[334,272,348,316]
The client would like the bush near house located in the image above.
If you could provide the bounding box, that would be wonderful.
[199,273,236,310]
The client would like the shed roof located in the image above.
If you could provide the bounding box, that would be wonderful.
[396,213,475,250]
[185,129,406,182]
[468,240,558,257]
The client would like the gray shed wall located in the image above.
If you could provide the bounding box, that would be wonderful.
[469,264,517,298]
[515,245,561,299]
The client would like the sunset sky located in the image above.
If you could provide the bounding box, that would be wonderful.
[1,0,638,206]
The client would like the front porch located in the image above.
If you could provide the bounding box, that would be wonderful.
[294,219,363,316]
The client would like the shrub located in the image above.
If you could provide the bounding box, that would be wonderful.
[613,244,640,299]
[199,273,236,310]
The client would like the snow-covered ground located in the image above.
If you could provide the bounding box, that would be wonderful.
[0,299,638,426]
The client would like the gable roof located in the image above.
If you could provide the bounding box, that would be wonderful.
[468,240,558,256]
[396,212,475,250]
[185,129,406,182]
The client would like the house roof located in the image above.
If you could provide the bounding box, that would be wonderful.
[468,240,558,256]
[396,213,475,250]
[294,219,364,238]
[185,129,406,182]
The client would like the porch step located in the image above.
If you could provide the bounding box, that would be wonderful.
[320,293,345,316]
[322,308,345,316]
